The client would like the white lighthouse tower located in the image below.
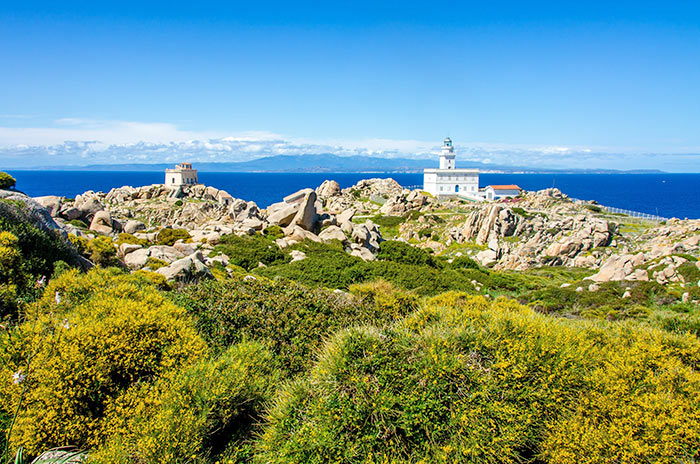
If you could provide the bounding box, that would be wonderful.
[439,137,456,170]
[422,137,481,200]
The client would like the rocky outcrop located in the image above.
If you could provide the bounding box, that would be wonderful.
[316,180,341,200]
[379,190,430,216]
[461,205,520,245]
[89,211,121,235]
[156,251,213,282]
[1,190,64,233]
[287,190,318,232]
[318,225,346,242]
[124,245,186,269]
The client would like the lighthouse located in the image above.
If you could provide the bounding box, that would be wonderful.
[439,137,456,170]
[422,137,481,200]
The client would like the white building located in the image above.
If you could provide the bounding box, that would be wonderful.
[165,163,199,186]
[423,137,480,199]
[484,184,522,200]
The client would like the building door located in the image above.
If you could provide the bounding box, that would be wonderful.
[455,185,459,193]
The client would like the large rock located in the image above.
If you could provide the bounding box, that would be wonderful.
[284,188,315,204]
[148,245,185,263]
[0,190,64,233]
[476,249,498,267]
[33,196,62,217]
[289,191,318,231]
[119,243,142,257]
[351,223,369,245]
[123,245,185,269]
[587,255,635,282]
[89,211,118,235]
[318,225,347,242]
[349,244,375,261]
[76,197,104,220]
[336,208,355,225]
[285,225,321,243]
[156,251,213,282]
[267,204,299,227]
[316,180,341,199]
[60,206,83,221]
[124,248,150,269]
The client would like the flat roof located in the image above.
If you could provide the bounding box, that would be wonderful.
[423,168,479,173]
[487,184,521,190]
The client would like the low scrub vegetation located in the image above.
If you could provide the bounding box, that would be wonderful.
[213,233,289,271]
[257,296,700,463]
[0,268,205,456]
[156,227,191,246]
[2,206,699,463]
[171,277,412,374]
[0,172,16,190]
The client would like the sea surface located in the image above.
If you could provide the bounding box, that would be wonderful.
[6,171,700,219]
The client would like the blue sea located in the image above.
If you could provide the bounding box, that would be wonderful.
[6,171,700,219]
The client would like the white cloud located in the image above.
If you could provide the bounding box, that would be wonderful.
[0,118,699,172]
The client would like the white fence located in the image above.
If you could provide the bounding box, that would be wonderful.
[401,184,669,223]
[598,205,668,223]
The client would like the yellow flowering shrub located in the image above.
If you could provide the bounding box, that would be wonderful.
[348,280,419,318]
[86,236,118,267]
[0,268,206,457]
[255,296,700,463]
[94,341,279,464]
[0,231,24,317]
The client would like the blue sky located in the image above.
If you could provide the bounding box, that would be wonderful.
[1,1,700,171]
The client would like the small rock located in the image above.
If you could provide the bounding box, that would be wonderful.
[124,220,146,234]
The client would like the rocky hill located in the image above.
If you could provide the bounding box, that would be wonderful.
[24,179,699,296]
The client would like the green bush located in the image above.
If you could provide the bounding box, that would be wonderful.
[213,233,289,271]
[511,206,531,217]
[369,215,405,236]
[257,241,476,296]
[677,261,700,283]
[95,342,279,464]
[0,200,79,284]
[348,280,420,317]
[584,204,603,213]
[0,232,29,319]
[145,257,168,270]
[418,227,433,239]
[174,199,183,207]
[115,233,148,247]
[262,225,285,239]
[0,172,16,190]
[170,276,406,375]
[370,215,405,228]
[447,255,481,270]
[156,228,191,246]
[68,219,89,229]
[520,281,678,319]
[0,268,206,457]
[87,236,119,267]
[256,296,700,463]
[377,240,437,267]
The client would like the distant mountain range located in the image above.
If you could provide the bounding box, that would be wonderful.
[19,153,664,174]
